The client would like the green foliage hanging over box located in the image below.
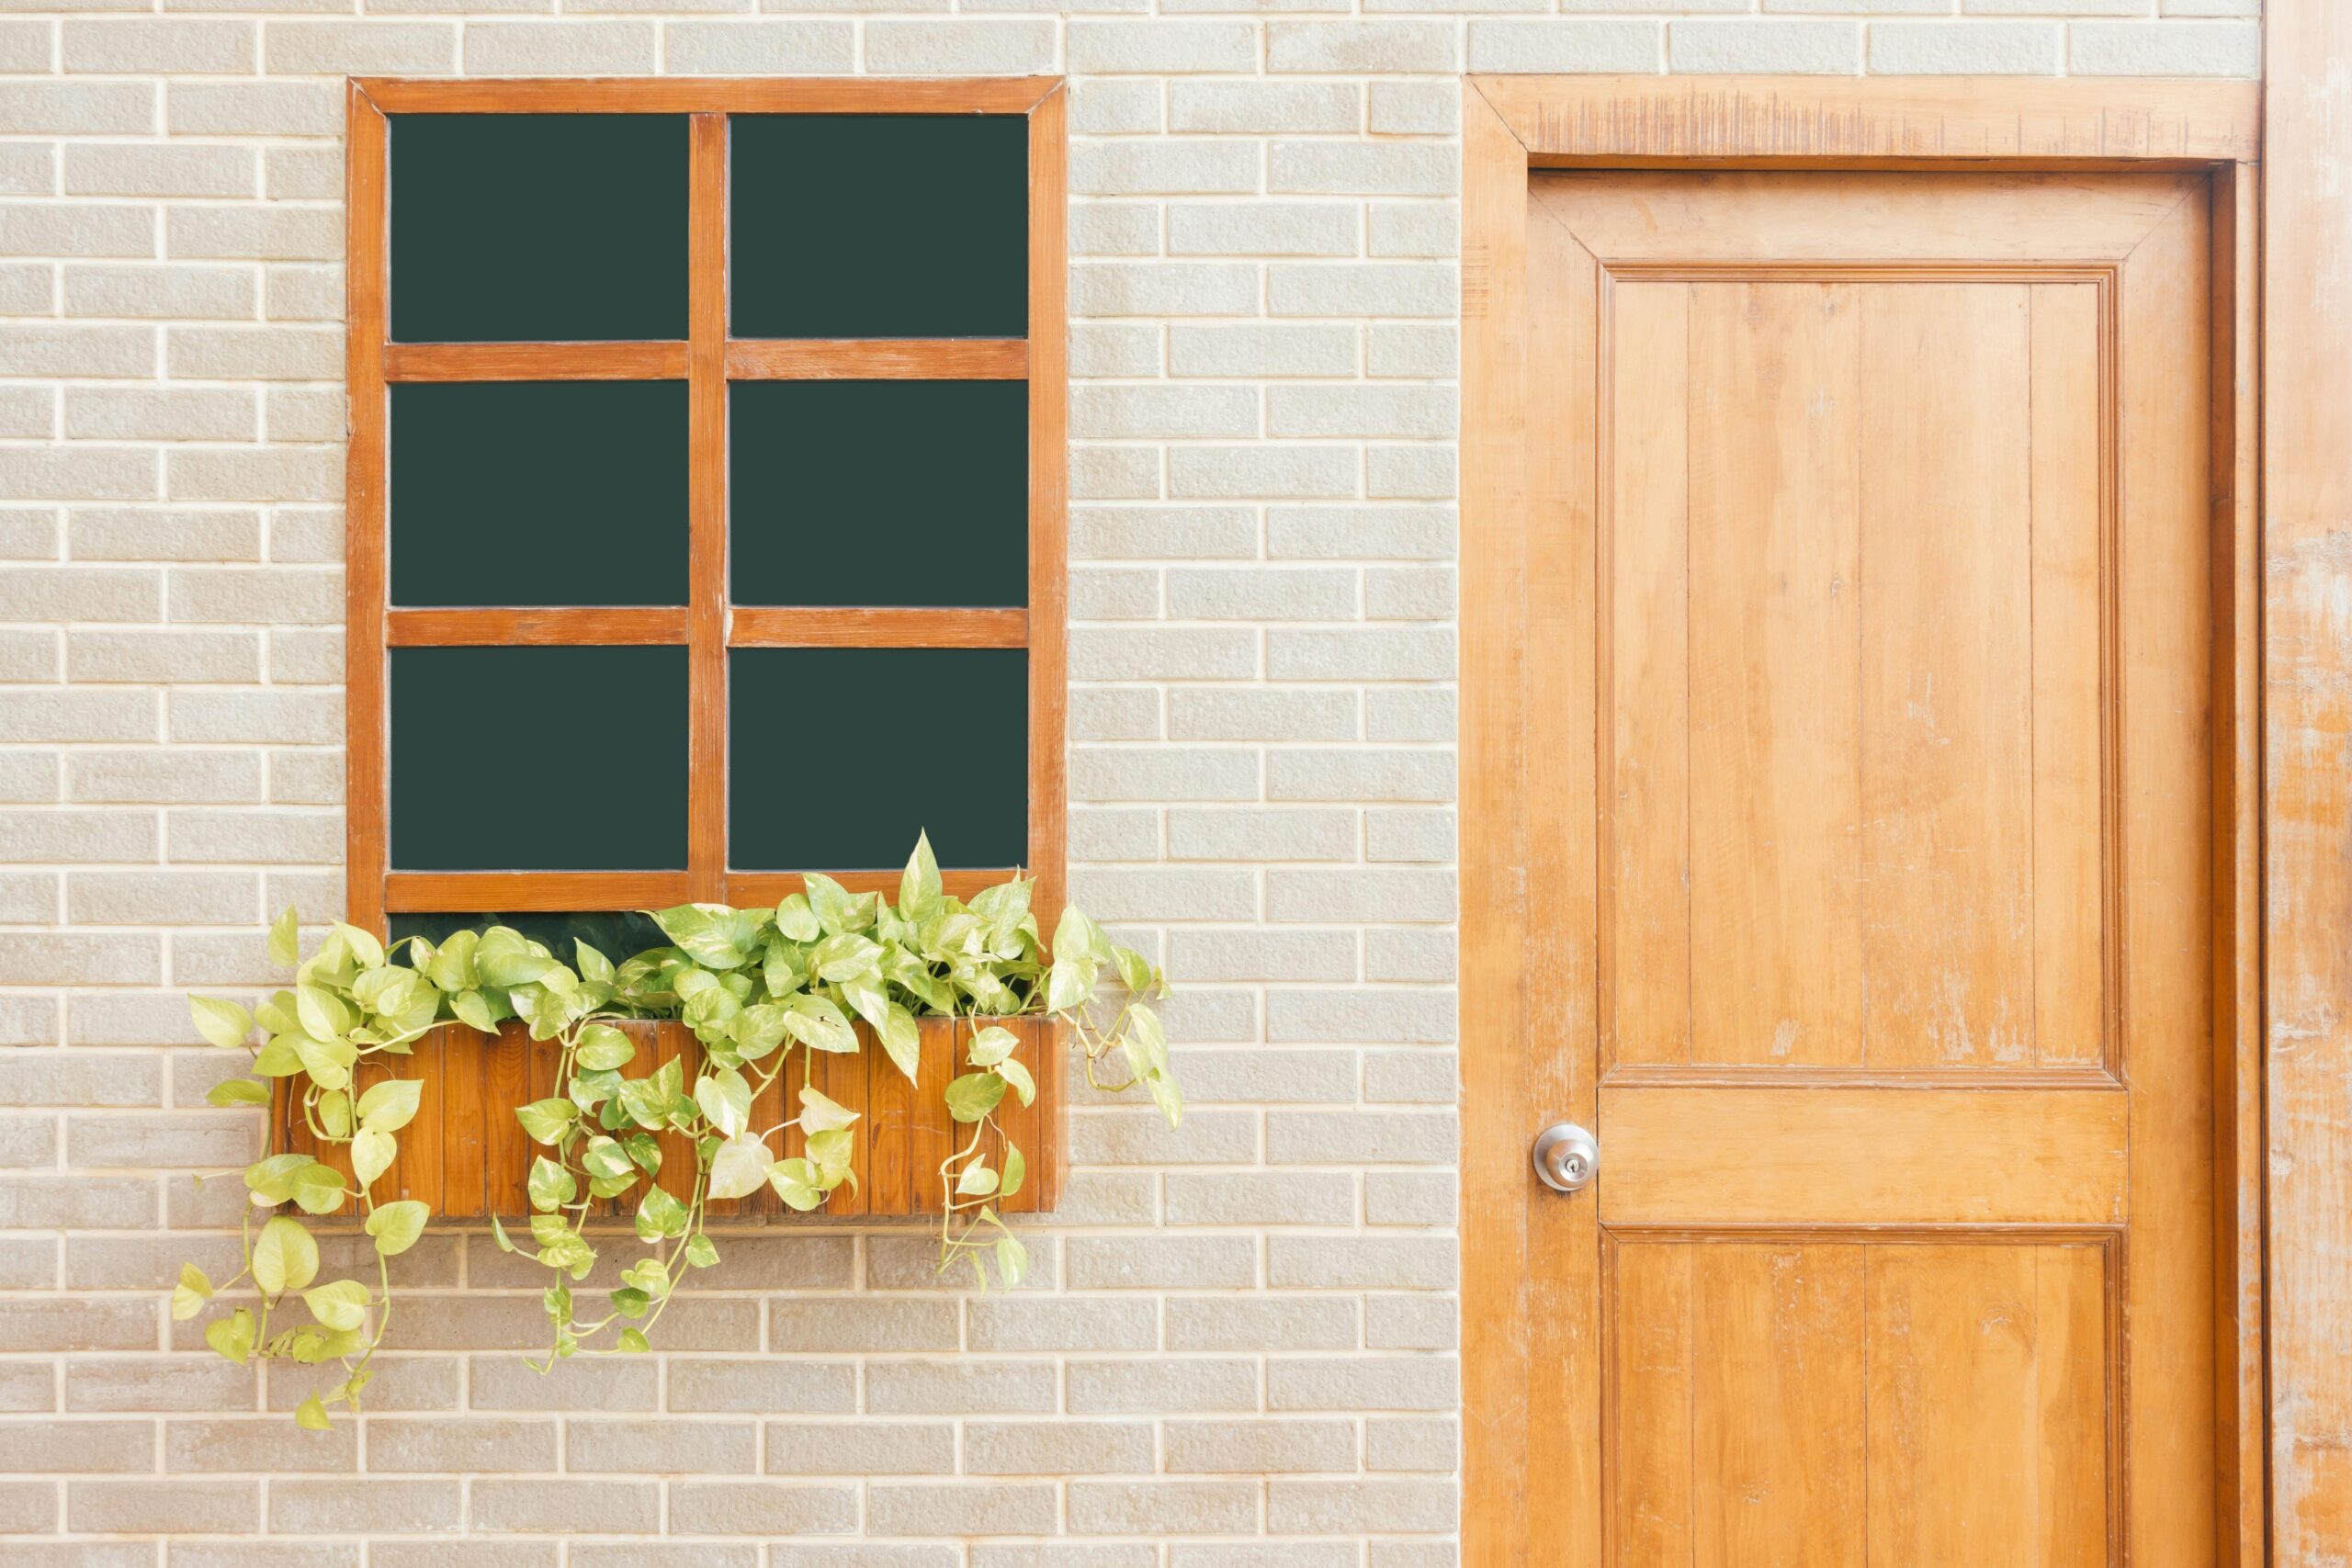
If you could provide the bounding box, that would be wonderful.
[173,834,1180,1427]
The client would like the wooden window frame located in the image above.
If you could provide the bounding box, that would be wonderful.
[344,76,1069,934]
[1458,74,2266,1568]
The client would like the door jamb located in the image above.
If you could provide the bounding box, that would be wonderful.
[1457,73,2266,1568]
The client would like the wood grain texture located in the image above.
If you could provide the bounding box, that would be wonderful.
[1536,169,2196,266]
[382,1033,445,1213]
[1609,1235,2114,1568]
[723,868,1027,904]
[384,342,687,382]
[1468,111,2256,1560]
[863,1020,916,1218]
[1603,270,2114,1073]
[1025,83,1070,953]
[1686,278,1865,1068]
[1600,280,1690,1071]
[439,1019,490,1219]
[725,340,1027,381]
[727,608,1027,649]
[386,608,687,645]
[1600,1084,2130,1227]
[358,76,1060,116]
[1857,282,2037,1068]
[2264,8,2352,1563]
[1690,1241,1865,1564]
[1863,1242,2109,1564]
[1518,111,1608,1568]
[1462,86,1603,1568]
[808,1033,867,1220]
[269,1016,1061,1219]
[2029,281,2111,1072]
[383,872,694,912]
[345,85,390,938]
[686,112,727,905]
[2209,158,2264,1568]
[1460,87,1544,1568]
[2120,186,2221,1562]
[911,1010,955,1215]
[1476,73,2259,168]
[480,1018,529,1219]
[1607,1239,1693,1563]
[392,339,1023,383]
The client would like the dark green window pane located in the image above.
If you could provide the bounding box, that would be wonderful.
[390,911,668,965]
[390,114,688,344]
[390,647,688,872]
[729,648,1027,871]
[730,115,1026,339]
[730,380,1026,607]
[390,382,688,608]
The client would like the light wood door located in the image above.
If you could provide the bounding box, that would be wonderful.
[1521,171,2216,1564]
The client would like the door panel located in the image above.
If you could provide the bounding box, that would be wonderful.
[1529,170,2215,1565]
[1612,1239,1869,1566]
[1609,1238,2112,1567]
[1605,275,2110,1072]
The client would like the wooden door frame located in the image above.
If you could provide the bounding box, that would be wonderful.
[1459,74,2267,1567]
[2256,3,2352,1561]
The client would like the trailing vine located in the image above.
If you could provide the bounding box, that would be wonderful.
[174,835,1179,1424]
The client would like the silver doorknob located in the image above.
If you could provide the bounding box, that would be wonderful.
[1532,1122,1599,1192]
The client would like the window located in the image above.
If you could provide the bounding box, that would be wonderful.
[343,78,1068,937]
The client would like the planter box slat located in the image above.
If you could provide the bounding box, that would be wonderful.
[481,1022,531,1216]
[810,1043,868,1219]
[865,1034,916,1216]
[389,1035,442,1216]
[271,1015,1060,1221]
[912,1016,955,1214]
[442,1026,492,1218]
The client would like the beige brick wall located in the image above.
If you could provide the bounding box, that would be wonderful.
[0,3,2257,1562]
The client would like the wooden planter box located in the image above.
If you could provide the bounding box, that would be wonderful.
[272,1015,1062,1220]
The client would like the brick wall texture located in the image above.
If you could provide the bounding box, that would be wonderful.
[0,2,2260,1563]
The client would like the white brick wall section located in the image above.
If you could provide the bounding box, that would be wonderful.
[0,0,2257,1558]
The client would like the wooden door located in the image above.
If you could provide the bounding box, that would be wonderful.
[1517,171,2216,1564]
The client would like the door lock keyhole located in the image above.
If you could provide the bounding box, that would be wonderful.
[1532,1122,1599,1193]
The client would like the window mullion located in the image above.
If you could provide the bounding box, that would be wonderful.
[687,111,729,900]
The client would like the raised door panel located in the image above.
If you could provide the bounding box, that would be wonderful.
[1608,1238,2112,1568]
[1603,275,2109,1073]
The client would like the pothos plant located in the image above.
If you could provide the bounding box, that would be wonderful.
[171,834,1179,1427]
